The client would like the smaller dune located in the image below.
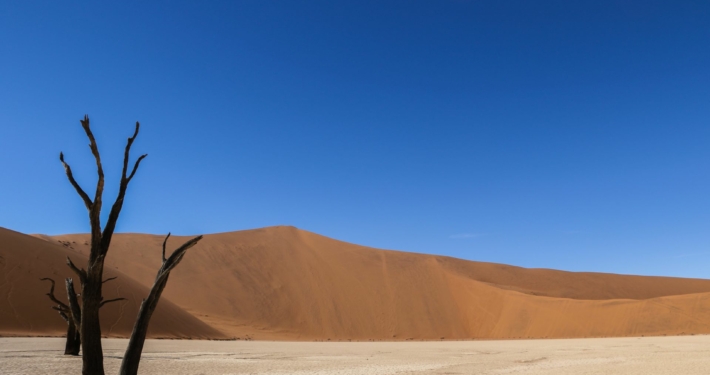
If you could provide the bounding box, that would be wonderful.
[0,227,225,339]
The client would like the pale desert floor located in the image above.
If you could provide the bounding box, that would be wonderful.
[2,336,710,374]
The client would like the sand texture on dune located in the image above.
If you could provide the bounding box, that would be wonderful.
[10,225,706,340]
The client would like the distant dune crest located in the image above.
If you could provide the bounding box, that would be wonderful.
[3,225,710,340]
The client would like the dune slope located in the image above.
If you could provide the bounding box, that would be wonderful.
[0,227,225,339]
[44,226,710,340]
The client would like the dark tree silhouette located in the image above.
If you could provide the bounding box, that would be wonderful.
[60,115,202,375]
[40,278,81,355]
[39,276,125,357]
[119,233,202,375]
[60,115,144,374]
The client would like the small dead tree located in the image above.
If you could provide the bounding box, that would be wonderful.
[119,233,202,375]
[60,115,201,375]
[40,278,81,355]
[40,276,125,356]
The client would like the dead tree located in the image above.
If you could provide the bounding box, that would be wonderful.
[40,276,125,356]
[60,115,147,375]
[119,233,202,375]
[40,278,81,355]
[60,115,201,374]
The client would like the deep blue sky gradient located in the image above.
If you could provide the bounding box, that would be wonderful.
[1,1,710,277]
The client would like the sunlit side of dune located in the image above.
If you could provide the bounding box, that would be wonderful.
[34,226,710,340]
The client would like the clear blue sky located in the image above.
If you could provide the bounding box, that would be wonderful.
[1,1,709,277]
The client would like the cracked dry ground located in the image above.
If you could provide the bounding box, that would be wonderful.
[2,335,710,374]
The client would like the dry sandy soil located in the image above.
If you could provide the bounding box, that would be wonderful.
[2,336,710,374]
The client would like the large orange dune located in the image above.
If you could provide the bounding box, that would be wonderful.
[3,225,710,340]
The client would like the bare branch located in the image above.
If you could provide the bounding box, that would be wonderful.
[65,278,82,334]
[102,276,118,284]
[40,278,70,310]
[59,152,93,210]
[52,305,69,313]
[161,233,171,262]
[100,298,127,308]
[40,277,58,297]
[58,311,71,323]
[66,257,86,283]
[127,154,147,182]
[79,115,105,209]
[77,116,105,253]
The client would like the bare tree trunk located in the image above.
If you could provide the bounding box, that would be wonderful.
[64,320,81,356]
[40,278,81,356]
[119,234,202,375]
[119,278,167,375]
[64,278,81,332]
[80,274,105,375]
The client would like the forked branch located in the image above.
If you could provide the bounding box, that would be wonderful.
[160,235,203,278]
[100,121,148,254]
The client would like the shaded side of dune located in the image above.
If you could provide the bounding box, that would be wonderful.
[0,227,225,339]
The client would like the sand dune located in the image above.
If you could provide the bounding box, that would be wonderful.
[0,227,224,339]
[4,225,710,340]
[27,226,710,340]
